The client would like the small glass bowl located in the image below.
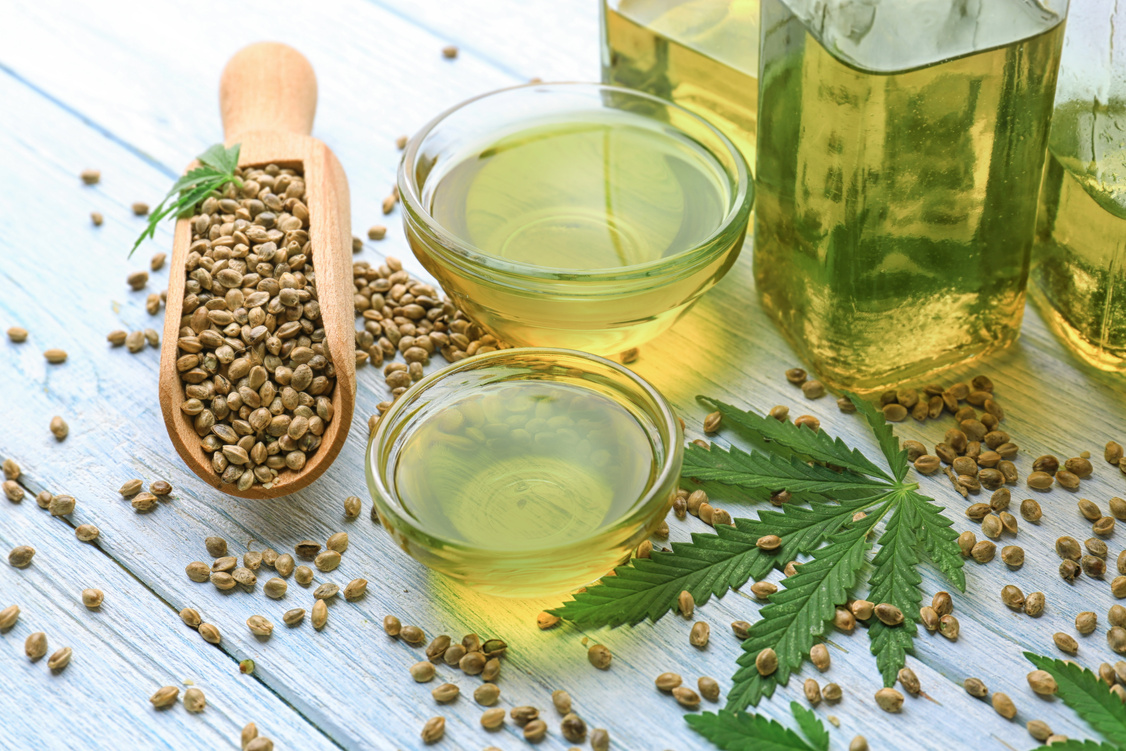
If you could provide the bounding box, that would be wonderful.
[398,82,753,356]
[366,348,683,597]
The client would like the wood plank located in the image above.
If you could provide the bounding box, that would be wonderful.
[0,479,339,750]
[2,1,1126,749]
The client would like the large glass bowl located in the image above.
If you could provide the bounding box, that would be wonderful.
[366,348,683,597]
[398,82,753,356]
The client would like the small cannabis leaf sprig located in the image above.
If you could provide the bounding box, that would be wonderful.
[130,142,242,256]
[548,392,965,711]
[686,701,829,751]
[1025,653,1126,750]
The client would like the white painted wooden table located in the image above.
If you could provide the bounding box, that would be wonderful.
[1,2,1125,749]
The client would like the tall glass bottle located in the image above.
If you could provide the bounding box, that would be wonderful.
[601,0,760,164]
[1031,0,1126,373]
[755,0,1068,391]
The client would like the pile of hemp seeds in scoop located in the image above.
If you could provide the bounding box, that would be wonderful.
[176,163,335,491]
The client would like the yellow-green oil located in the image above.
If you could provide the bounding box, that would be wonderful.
[428,115,730,270]
[393,380,657,551]
[602,0,760,164]
[1032,99,1126,372]
[410,109,742,354]
[754,0,1066,391]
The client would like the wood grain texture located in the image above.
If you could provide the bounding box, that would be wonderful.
[1,1,1125,750]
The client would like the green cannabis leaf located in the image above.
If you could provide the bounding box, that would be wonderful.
[1025,652,1126,749]
[130,142,242,257]
[686,702,829,751]
[549,392,965,712]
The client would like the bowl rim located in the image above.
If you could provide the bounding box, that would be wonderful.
[397,81,753,283]
[367,347,683,558]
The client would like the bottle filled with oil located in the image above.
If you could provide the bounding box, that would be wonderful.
[1031,1,1126,373]
[755,0,1068,391]
[601,0,760,164]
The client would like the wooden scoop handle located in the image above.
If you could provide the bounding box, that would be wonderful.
[220,42,317,141]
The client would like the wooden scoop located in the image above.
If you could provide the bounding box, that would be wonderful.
[159,42,355,499]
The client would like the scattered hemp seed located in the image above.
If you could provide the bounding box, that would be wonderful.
[920,606,939,631]
[401,625,425,645]
[43,348,67,364]
[150,686,179,709]
[312,599,328,630]
[1053,632,1079,654]
[690,621,710,647]
[1028,720,1053,742]
[755,648,778,676]
[25,632,47,660]
[560,713,586,743]
[1076,611,1098,634]
[822,683,842,702]
[1028,670,1059,695]
[957,531,976,557]
[1001,545,1024,568]
[9,545,35,568]
[420,716,445,744]
[897,667,920,695]
[295,566,313,585]
[698,677,720,702]
[1112,627,1126,654]
[314,550,341,572]
[184,687,206,713]
[0,605,20,630]
[588,643,612,669]
[703,411,722,434]
[432,683,459,704]
[731,620,751,640]
[971,541,996,563]
[247,615,274,637]
[410,661,436,682]
[804,678,822,705]
[314,583,339,601]
[810,643,830,671]
[198,622,221,644]
[283,608,305,627]
[656,672,683,691]
[874,688,904,713]
[49,416,69,441]
[964,677,988,698]
[344,496,362,518]
[801,380,825,399]
[47,646,73,672]
[874,603,904,626]
[672,686,701,708]
[756,534,781,551]
[1001,585,1025,610]
[1024,592,1046,617]
[82,588,104,609]
[511,706,539,726]
[992,692,1017,720]
[481,707,506,730]
[473,684,499,706]
[180,608,202,629]
[939,614,960,640]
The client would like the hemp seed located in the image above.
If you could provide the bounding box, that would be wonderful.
[588,643,612,669]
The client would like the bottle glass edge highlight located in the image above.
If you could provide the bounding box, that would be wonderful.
[1030,0,1126,373]
[603,0,1080,390]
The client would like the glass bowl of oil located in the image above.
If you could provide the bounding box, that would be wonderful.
[398,82,752,356]
[366,348,683,597]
